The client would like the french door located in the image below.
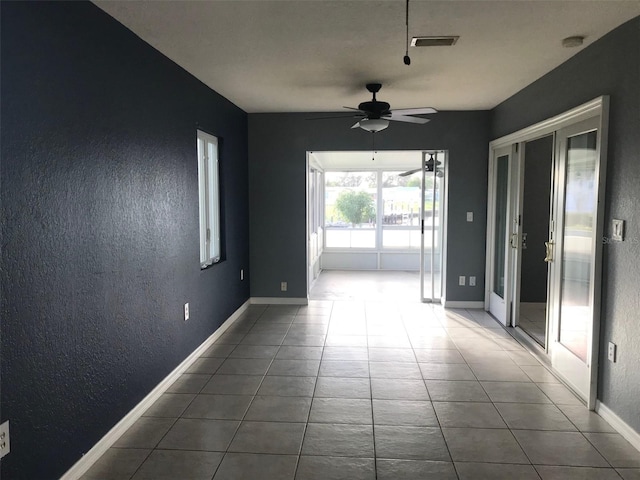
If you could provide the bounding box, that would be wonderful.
[486,145,518,325]
[486,98,608,408]
[548,116,607,407]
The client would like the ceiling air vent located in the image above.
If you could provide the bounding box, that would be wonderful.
[411,36,459,47]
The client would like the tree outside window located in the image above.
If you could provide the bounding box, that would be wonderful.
[334,190,375,227]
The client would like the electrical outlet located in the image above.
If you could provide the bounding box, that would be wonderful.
[608,342,617,362]
[469,276,476,286]
[458,276,466,286]
[184,303,189,321]
[240,269,244,281]
[0,420,10,459]
[466,211,474,222]
[281,281,287,292]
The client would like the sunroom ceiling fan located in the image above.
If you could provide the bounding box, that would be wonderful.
[311,83,438,132]
[399,152,443,177]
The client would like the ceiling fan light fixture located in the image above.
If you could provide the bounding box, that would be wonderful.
[359,119,389,133]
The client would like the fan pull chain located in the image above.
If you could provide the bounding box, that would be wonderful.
[403,0,411,65]
[372,133,376,161]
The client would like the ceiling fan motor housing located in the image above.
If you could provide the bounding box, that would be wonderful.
[359,83,390,118]
[357,100,391,119]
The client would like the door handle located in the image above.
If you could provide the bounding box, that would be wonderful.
[544,241,554,262]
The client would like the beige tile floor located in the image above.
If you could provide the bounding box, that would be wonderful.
[82,274,640,480]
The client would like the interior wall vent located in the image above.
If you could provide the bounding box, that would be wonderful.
[411,36,459,47]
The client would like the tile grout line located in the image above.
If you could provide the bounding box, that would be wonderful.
[211,304,292,479]
[196,307,264,480]
[291,300,334,480]
[424,305,462,479]
[363,301,379,480]
[458,307,536,472]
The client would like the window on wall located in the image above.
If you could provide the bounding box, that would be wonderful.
[324,171,377,248]
[322,168,433,251]
[382,170,423,249]
[197,130,221,268]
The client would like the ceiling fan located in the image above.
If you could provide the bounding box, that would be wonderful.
[311,83,437,132]
[399,152,443,177]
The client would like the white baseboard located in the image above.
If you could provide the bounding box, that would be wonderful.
[442,300,485,309]
[250,297,308,305]
[61,299,251,480]
[595,400,640,453]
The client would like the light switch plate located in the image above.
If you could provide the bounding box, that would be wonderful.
[612,219,624,241]
[184,303,189,321]
[466,211,474,222]
[608,342,617,362]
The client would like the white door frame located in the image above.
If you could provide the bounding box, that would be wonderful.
[486,96,609,407]
[306,153,325,296]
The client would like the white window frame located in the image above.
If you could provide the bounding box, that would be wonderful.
[197,130,221,268]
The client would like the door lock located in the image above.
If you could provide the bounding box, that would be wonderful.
[544,241,554,262]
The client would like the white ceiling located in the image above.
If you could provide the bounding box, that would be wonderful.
[95,1,640,113]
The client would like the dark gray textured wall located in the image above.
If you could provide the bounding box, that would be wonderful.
[1,2,250,478]
[492,17,640,431]
[248,111,491,302]
[520,136,553,303]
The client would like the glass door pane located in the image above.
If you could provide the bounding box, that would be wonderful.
[559,130,598,362]
[488,145,515,327]
[493,154,510,298]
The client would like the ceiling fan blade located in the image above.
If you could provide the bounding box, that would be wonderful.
[390,107,438,115]
[343,106,363,111]
[306,114,360,121]
[387,115,431,124]
[398,167,422,177]
[351,121,362,129]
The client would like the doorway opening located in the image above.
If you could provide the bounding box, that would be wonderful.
[516,135,554,348]
[306,150,447,303]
